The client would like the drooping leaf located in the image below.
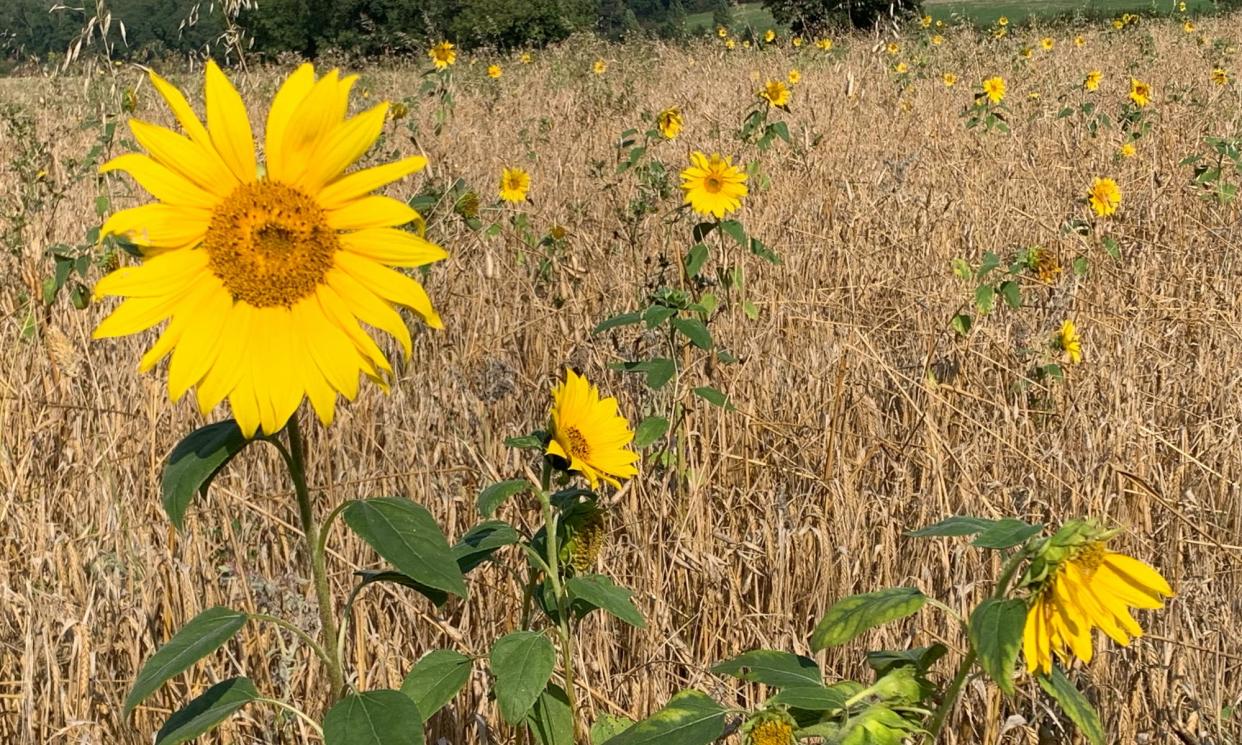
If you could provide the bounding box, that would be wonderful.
[810,587,927,650]
[907,516,996,538]
[505,431,548,450]
[865,644,948,676]
[632,416,669,449]
[671,317,713,350]
[711,649,820,688]
[566,574,646,627]
[1039,666,1106,745]
[526,682,574,745]
[154,677,258,745]
[969,599,1026,694]
[603,690,726,745]
[490,631,556,724]
[609,359,676,390]
[719,220,747,247]
[401,649,472,722]
[160,420,250,530]
[477,480,530,518]
[355,570,448,607]
[684,243,709,278]
[972,518,1042,549]
[344,497,467,598]
[125,607,247,715]
[324,690,424,745]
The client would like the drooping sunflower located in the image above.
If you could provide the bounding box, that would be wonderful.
[681,151,748,219]
[656,107,683,140]
[1022,523,1173,675]
[546,369,638,490]
[429,41,456,70]
[499,167,530,203]
[93,62,446,438]
[1088,176,1121,217]
[1129,78,1151,106]
[1057,320,1083,364]
[487,64,503,79]
[981,76,1007,103]
[1084,70,1102,91]
[758,80,791,108]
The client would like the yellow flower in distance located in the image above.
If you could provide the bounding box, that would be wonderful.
[499,167,530,203]
[894,62,909,74]
[93,62,446,437]
[997,15,1009,26]
[1183,20,1195,32]
[764,28,776,43]
[1084,70,1102,91]
[1023,529,1172,675]
[726,38,736,50]
[656,107,683,139]
[593,59,607,75]
[717,25,728,38]
[546,369,638,489]
[932,34,944,45]
[1120,142,1136,158]
[921,14,933,28]
[429,41,456,69]
[681,151,747,219]
[1074,35,1086,46]
[792,36,804,47]
[1212,68,1229,85]
[1057,319,1083,364]
[1129,78,1151,106]
[787,68,801,85]
[1040,37,1054,50]
[886,41,901,55]
[1088,176,1121,217]
[982,76,1006,103]
[943,72,957,87]
[520,52,532,64]
[815,38,833,51]
[487,64,502,79]
[758,79,791,108]
[1020,47,1033,60]
[993,27,1008,39]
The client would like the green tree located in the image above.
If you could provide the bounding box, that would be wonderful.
[711,0,735,30]
[763,0,922,30]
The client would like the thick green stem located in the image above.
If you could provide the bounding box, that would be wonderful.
[924,549,1028,742]
[536,464,584,743]
[285,416,345,702]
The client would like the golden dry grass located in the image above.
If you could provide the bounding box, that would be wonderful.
[2,17,1242,744]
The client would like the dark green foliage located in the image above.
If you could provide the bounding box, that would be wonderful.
[762,0,923,30]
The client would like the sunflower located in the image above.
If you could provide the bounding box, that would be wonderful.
[1020,47,1033,60]
[787,68,801,85]
[681,151,747,219]
[982,76,1006,103]
[758,80,791,108]
[1120,142,1136,158]
[921,14,933,28]
[93,62,445,438]
[1183,20,1195,33]
[815,38,833,51]
[1083,70,1102,91]
[997,15,1009,26]
[943,72,958,87]
[1057,320,1083,364]
[746,715,795,745]
[792,36,803,47]
[487,64,502,79]
[1088,177,1121,217]
[886,41,900,55]
[764,29,776,43]
[1040,37,1054,50]
[499,167,530,203]
[593,59,607,75]
[894,62,909,74]
[1129,78,1151,106]
[546,369,638,489]
[1074,35,1086,46]
[1023,525,1172,675]
[932,34,944,45]
[656,107,683,139]
[1028,247,1061,284]
[725,38,737,50]
[717,25,728,38]
[1212,68,1229,85]
[429,41,456,70]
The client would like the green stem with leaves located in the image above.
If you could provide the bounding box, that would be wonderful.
[535,462,584,743]
[924,547,1028,742]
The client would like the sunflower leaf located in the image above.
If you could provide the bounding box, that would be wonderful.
[632,416,669,449]
[971,518,1042,549]
[969,599,1026,694]
[324,690,424,745]
[401,649,472,722]
[671,317,713,350]
[125,606,247,715]
[161,420,251,531]
[594,311,643,334]
[154,677,259,745]
[477,480,531,518]
[344,497,467,598]
[810,587,927,650]
[490,631,556,724]
[692,386,734,410]
[907,516,997,538]
[711,650,820,688]
[719,220,747,247]
[684,243,709,278]
[602,690,726,745]
[567,574,646,627]
[1039,666,1106,745]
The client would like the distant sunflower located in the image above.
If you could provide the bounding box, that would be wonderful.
[894,62,909,74]
[1212,68,1229,85]
[886,41,901,55]
[717,25,728,38]
[520,52,532,64]
[681,151,748,219]
[546,369,638,489]
[758,79,791,108]
[932,34,944,45]
[1129,78,1151,106]
[499,167,530,203]
[943,72,958,87]
[725,38,737,50]
[94,62,445,437]
[787,68,802,85]
[593,59,607,75]
[1074,35,1086,46]
[792,36,804,47]
[1088,177,1121,217]
[1120,142,1136,158]
[764,29,776,43]
[429,41,456,70]
[1183,20,1196,33]
[487,64,502,79]
[815,38,833,51]
[982,76,1007,103]
[1057,320,1083,364]
[656,107,683,139]
[1084,70,1102,91]
[997,15,1009,26]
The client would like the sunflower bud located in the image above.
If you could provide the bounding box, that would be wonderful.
[454,191,480,220]
[743,711,796,745]
[390,101,409,121]
[564,506,606,574]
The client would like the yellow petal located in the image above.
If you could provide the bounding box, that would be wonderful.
[195,300,252,415]
[1095,562,1167,609]
[280,70,348,183]
[317,156,428,209]
[292,308,338,427]
[339,227,447,267]
[205,60,257,183]
[315,283,389,379]
[138,280,218,371]
[129,118,238,197]
[334,251,442,328]
[299,296,363,399]
[1102,554,1173,597]
[326,196,419,231]
[167,284,234,401]
[93,292,185,338]
[265,63,317,183]
[258,307,305,432]
[100,153,218,209]
[324,268,412,357]
[99,203,210,249]
[148,70,212,148]
[93,248,208,299]
[298,102,389,192]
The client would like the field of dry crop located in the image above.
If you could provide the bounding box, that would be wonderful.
[2,14,1241,745]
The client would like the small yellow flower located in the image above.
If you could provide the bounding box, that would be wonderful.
[1112,18,1124,30]
[1179,1,1187,10]
[593,59,607,75]
[1212,68,1229,85]
[921,14,933,28]
[932,34,944,45]
[1074,35,1086,47]
[499,166,530,203]
[936,19,945,28]
[520,52,532,64]
[816,38,833,51]
[894,62,909,74]
[681,151,747,219]
[725,38,736,50]
[429,41,456,69]
[886,41,901,55]
[998,15,1009,26]
[1058,320,1083,364]
[1129,78,1151,106]
[982,76,1006,103]
[993,27,1008,39]
[792,36,803,47]
[547,370,639,489]
[656,107,683,140]
[1088,176,1121,217]
[943,72,958,87]
[743,39,751,48]
[487,64,502,79]
[717,25,728,38]
[1183,20,1195,33]
[764,29,776,43]
[758,79,791,108]
[787,68,801,85]
[1041,37,1054,50]
[1120,142,1136,158]
[1028,91,1041,100]
[1021,47,1033,60]
[1084,70,1102,91]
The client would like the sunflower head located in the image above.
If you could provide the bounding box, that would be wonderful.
[1088,176,1121,217]
[981,76,1006,103]
[94,62,446,438]
[743,711,797,745]
[943,72,957,87]
[593,59,607,75]
[787,68,801,85]
[792,36,803,47]
[1075,35,1086,46]
[546,370,638,489]
[932,34,944,45]
[717,25,728,38]
[764,29,776,43]
[921,14,933,28]
[680,151,748,219]
[758,80,791,108]
[656,107,683,140]
[1212,68,1229,85]
[1183,20,1195,32]
[1040,37,1054,50]
[1084,70,1102,91]
[429,41,456,69]
[562,502,607,574]
[1119,142,1136,158]
[1056,319,1083,364]
[487,64,502,79]
[816,38,833,50]
[894,62,909,74]
[886,41,900,55]
[1129,78,1151,106]
[499,167,530,203]
[520,52,533,64]
[725,38,737,49]
[997,15,1009,26]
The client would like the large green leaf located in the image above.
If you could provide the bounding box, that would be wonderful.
[324,690,424,745]
[400,650,472,722]
[490,631,556,724]
[591,714,635,744]
[972,518,1042,549]
[526,682,574,745]
[160,420,250,530]
[710,650,820,688]
[632,416,669,449]
[344,497,467,598]
[477,480,530,518]
[767,684,849,712]
[810,587,927,650]
[906,516,996,538]
[603,690,726,745]
[454,520,520,573]
[671,317,713,350]
[1039,666,1106,745]
[125,607,247,715]
[154,677,258,745]
[969,599,1026,694]
[567,574,646,628]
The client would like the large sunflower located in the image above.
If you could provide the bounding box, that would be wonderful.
[680,151,748,219]
[546,370,638,490]
[94,62,446,438]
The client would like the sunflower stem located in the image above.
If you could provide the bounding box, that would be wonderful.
[924,548,1028,742]
[285,416,346,703]
[536,472,584,743]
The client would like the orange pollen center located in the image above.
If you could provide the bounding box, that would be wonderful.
[204,181,338,308]
[565,426,591,460]
[704,174,723,193]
